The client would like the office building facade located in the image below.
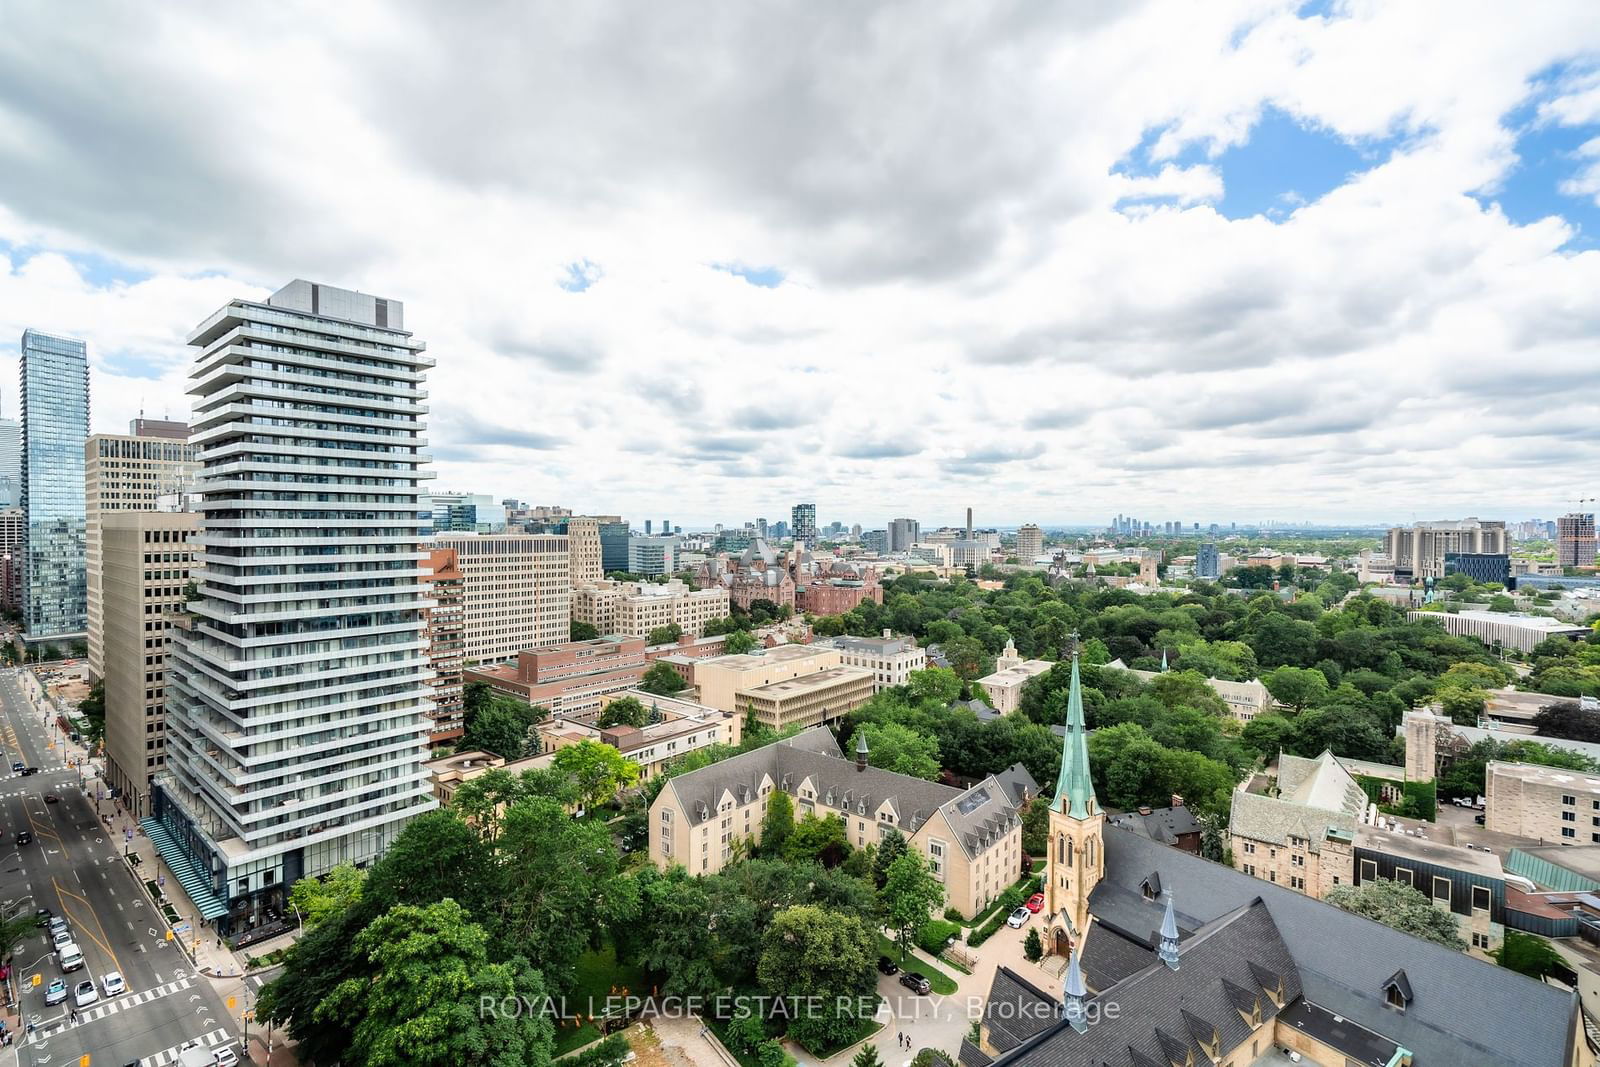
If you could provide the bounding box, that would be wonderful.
[434,532,572,665]
[1015,523,1043,562]
[19,330,90,643]
[101,510,198,818]
[1196,542,1220,579]
[628,535,679,576]
[1443,552,1511,586]
[429,491,506,533]
[0,508,23,611]
[153,280,438,932]
[567,516,603,585]
[791,502,816,546]
[887,517,921,553]
[0,416,18,507]
[86,427,197,681]
[1384,518,1508,581]
[1557,512,1596,569]
[597,518,630,573]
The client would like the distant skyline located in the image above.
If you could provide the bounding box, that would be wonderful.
[1,4,1599,523]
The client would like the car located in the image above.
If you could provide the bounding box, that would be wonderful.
[58,943,84,972]
[214,1046,241,1067]
[35,907,52,926]
[100,971,125,996]
[73,978,98,1007]
[20,767,37,776]
[52,929,73,950]
[876,955,899,976]
[1006,906,1032,928]
[1025,892,1045,912]
[9,761,21,773]
[16,830,32,845]
[49,916,68,934]
[43,977,67,1005]
[178,1041,221,1067]
[897,972,931,995]
[43,793,59,804]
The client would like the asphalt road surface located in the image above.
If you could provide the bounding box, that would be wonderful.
[0,668,241,1066]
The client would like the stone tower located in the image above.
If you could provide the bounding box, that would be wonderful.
[1045,642,1104,952]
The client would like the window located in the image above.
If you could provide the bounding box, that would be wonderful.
[1291,854,1304,868]
[1472,932,1491,949]
[1432,876,1450,905]
[1289,876,1305,891]
[1386,986,1407,1010]
[1563,827,1576,839]
[1563,794,1576,806]
[1396,867,1414,887]
[1359,859,1377,882]
[1472,885,1490,912]
[928,840,946,878]
[1563,811,1577,823]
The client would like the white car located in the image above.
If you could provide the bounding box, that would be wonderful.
[100,971,125,996]
[214,1046,240,1067]
[58,943,84,972]
[52,929,73,950]
[1006,906,1032,928]
[73,978,98,1007]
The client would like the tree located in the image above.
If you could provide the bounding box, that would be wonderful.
[288,862,366,929]
[322,899,556,1067]
[1493,931,1568,981]
[646,623,683,646]
[640,660,688,695]
[1261,666,1330,713]
[783,813,851,869]
[0,914,37,962]
[259,897,380,1065]
[873,828,908,890]
[461,701,537,759]
[1324,879,1466,949]
[1438,685,1487,726]
[852,1043,886,1067]
[761,790,795,857]
[597,695,650,729]
[879,851,945,964]
[552,741,641,811]
[723,629,759,655]
[1023,927,1043,963]
[571,620,600,641]
[757,905,877,1052]
[363,810,495,917]
[851,722,941,780]
[1533,700,1600,744]
[942,635,988,680]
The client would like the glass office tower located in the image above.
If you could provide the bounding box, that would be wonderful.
[19,330,89,642]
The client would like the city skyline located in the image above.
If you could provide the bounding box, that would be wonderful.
[1,6,1599,524]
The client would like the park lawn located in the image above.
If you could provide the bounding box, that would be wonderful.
[878,933,958,995]
[551,942,649,1054]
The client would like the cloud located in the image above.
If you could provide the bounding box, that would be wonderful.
[836,437,923,460]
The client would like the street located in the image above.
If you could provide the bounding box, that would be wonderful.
[0,668,242,1066]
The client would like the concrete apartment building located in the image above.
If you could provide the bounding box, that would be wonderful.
[0,507,23,611]
[567,516,603,584]
[571,578,729,640]
[538,689,738,781]
[1558,512,1597,569]
[649,727,1036,916]
[817,630,927,691]
[153,280,438,934]
[887,517,920,553]
[99,510,197,818]
[1384,518,1508,580]
[1015,523,1043,562]
[435,532,571,665]
[1406,608,1588,653]
[692,643,875,729]
[1228,751,1367,898]
[465,636,648,715]
[420,547,465,743]
[86,424,196,682]
[977,639,1054,715]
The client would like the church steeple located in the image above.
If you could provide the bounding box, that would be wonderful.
[1051,641,1097,819]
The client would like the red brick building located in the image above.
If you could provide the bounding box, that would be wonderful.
[465,636,648,714]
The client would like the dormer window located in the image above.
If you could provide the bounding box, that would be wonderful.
[1383,969,1413,1012]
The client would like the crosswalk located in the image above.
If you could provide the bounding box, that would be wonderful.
[33,977,193,1038]
[141,1027,236,1066]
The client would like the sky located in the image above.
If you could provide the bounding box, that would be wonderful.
[1,2,1599,530]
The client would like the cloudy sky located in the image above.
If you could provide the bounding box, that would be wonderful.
[2,1,1599,530]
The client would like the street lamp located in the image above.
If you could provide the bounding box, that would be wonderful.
[290,903,303,936]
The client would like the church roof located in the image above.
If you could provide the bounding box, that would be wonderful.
[1049,647,1097,819]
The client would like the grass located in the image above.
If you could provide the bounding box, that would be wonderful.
[796,1015,884,1059]
[554,1022,603,1056]
[877,933,958,995]
[551,941,647,1054]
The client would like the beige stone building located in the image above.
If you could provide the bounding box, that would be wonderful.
[424,749,555,808]
[538,690,738,781]
[738,666,876,731]
[976,639,1054,715]
[648,727,1036,917]
[690,643,867,728]
[1228,751,1367,898]
[1486,760,1600,844]
[571,578,729,640]
[85,426,196,682]
[1015,523,1044,562]
[567,516,603,585]
[99,510,198,817]
[817,630,927,691]
[434,532,571,665]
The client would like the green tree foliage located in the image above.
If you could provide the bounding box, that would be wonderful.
[1261,666,1329,712]
[77,679,106,747]
[598,695,650,729]
[722,629,759,655]
[1532,700,1600,744]
[1438,737,1598,799]
[571,620,600,641]
[322,899,556,1067]
[551,740,641,811]
[873,828,908,890]
[1023,927,1043,962]
[640,660,689,695]
[288,862,366,929]
[646,623,683,646]
[879,851,945,962]
[364,809,495,916]
[1493,931,1568,981]
[0,914,37,962]
[757,905,877,1052]
[784,813,851,869]
[761,789,795,856]
[852,1042,886,1067]
[851,722,941,780]
[461,694,546,760]
[1325,879,1466,949]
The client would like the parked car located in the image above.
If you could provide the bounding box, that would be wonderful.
[897,972,931,995]
[1025,892,1045,912]
[49,916,68,935]
[100,971,125,996]
[16,830,32,845]
[20,767,37,776]
[43,977,67,1005]
[1006,906,1032,928]
[52,929,73,950]
[9,761,21,773]
[58,943,84,972]
[876,955,899,976]
[73,978,98,1007]
[214,1046,241,1067]
[43,793,59,804]
[35,907,52,926]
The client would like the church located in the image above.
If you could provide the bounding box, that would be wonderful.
[963,647,1586,1067]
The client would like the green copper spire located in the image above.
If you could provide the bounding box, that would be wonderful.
[1051,637,1097,819]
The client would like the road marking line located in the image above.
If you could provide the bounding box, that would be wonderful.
[51,875,124,977]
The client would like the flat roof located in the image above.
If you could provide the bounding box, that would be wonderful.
[978,659,1054,686]
[1488,760,1600,791]
[1436,610,1588,632]
[741,665,873,697]
[1356,824,1505,878]
[702,644,832,672]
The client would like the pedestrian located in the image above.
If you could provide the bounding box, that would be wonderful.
[70,1008,77,1024]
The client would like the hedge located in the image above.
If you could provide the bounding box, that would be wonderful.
[565,1033,631,1067]
[965,910,1008,948]
[916,919,962,955]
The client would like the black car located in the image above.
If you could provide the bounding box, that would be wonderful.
[898,972,931,995]
[35,907,52,926]
[1475,813,1486,825]
[16,830,32,845]
[20,767,37,776]
[876,955,899,976]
